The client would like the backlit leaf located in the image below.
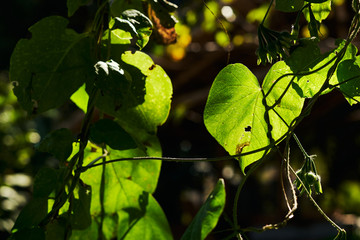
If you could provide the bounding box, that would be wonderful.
[204,64,269,172]
[204,62,303,172]
[96,51,172,135]
[303,1,332,22]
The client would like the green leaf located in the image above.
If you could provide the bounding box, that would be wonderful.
[294,40,357,98]
[12,198,48,230]
[10,16,93,115]
[70,83,89,113]
[79,133,161,194]
[67,0,91,17]
[36,128,74,162]
[181,179,226,240]
[204,62,304,172]
[306,0,329,3]
[121,10,153,49]
[96,51,172,134]
[303,1,331,22]
[10,227,45,240]
[45,217,67,240]
[89,119,137,150]
[334,58,360,105]
[70,220,98,240]
[286,38,321,72]
[204,64,269,172]
[262,61,305,141]
[76,143,172,239]
[33,167,59,198]
[94,60,130,100]
[275,0,304,12]
[71,183,92,230]
[110,0,144,17]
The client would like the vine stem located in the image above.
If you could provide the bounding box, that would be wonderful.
[233,156,266,239]
[289,165,346,236]
[261,0,274,25]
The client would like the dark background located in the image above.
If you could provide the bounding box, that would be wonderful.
[1,0,360,239]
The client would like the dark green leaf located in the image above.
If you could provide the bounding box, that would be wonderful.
[12,198,48,230]
[121,10,153,49]
[33,167,58,198]
[89,119,137,150]
[94,60,130,100]
[306,0,329,3]
[335,58,360,105]
[67,0,91,17]
[71,183,92,230]
[10,16,93,114]
[181,179,226,240]
[275,0,304,12]
[45,217,67,240]
[36,128,74,161]
[110,0,144,17]
[286,38,321,72]
[10,227,45,240]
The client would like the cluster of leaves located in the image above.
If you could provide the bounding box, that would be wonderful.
[8,0,225,239]
[7,0,360,239]
[257,0,332,64]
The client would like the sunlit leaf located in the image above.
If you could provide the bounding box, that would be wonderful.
[70,83,89,113]
[303,1,332,22]
[294,40,357,98]
[181,179,226,240]
[204,62,303,172]
[262,61,305,141]
[96,51,172,134]
[10,16,93,114]
[204,64,269,172]
[75,142,172,240]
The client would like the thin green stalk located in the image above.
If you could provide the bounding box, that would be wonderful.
[261,0,274,25]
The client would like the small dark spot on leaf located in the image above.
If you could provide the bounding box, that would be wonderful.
[236,142,250,155]
[127,176,132,180]
[90,147,97,152]
[149,64,156,70]
[245,126,251,132]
